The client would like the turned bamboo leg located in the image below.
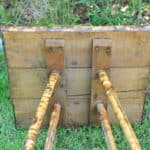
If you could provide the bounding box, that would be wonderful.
[98,70,141,150]
[44,103,61,150]
[97,103,117,150]
[24,71,60,150]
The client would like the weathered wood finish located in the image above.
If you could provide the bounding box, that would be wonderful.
[24,72,60,150]
[8,68,149,98]
[2,26,150,127]
[3,31,150,68]
[99,71,142,150]
[45,38,65,71]
[13,93,145,127]
[44,104,61,150]
[90,38,112,124]
[97,103,117,150]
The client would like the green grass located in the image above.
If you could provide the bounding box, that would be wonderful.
[0,1,149,26]
[0,50,150,150]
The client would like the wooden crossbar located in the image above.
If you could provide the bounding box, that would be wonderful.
[98,70,141,150]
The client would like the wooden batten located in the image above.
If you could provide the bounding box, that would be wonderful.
[44,38,65,71]
[90,38,112,124]
[2,26,150,127]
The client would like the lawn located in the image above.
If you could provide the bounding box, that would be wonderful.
[0,46,150,150]
[0,1,149,26]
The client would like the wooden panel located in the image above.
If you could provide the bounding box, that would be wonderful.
[65,33,91,68]
[68,67,149,95]
[3,32,92,68]
[14,94,68,127]
[13,91,145,127]
[13,78,68,127]
[13,98,50,128]
[67,95,90,124]
[92,31,150,67]
[3,31,150,68]
[67,68,91,95]
[4,38,46,68]
[117,90,145,99]
[8,68,48,98]
[11,69,68,125]
[2,26,150,126]
[108,98,145,123]
[110,67,149,91]
[9,68,149,98]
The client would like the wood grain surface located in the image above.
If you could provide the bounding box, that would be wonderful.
[2,27,150,127]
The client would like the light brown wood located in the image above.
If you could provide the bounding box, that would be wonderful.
[13,98,40,128]
[3,31,150,68]
[8,68,149,98]
[91,38,112,124]
[4,38,46,68]
[97,103,117,150]
[45,39,64,47]
[8,67,148,127]
[24,72,60,150]
[44,104,61,150]
[45,38,65,71]
[9,66,147,127]
[67,95,90,124]
[67,68,91,95]
[107,98,145,124]
[9,68,67,122]
[8,68,48,98]
[99,70,142,150]
[13,95,145,127]
[92,38,112,69]
[2,26,150,127]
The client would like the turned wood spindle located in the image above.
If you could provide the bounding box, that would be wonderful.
[98,70,141,150]
[24,71,60,150]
